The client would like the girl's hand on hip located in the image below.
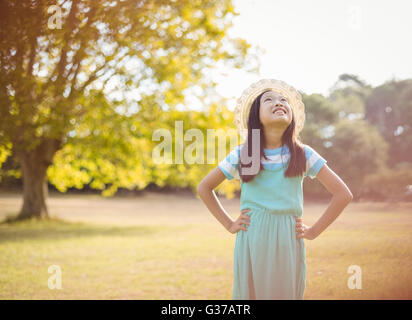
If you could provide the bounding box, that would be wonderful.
[295,217,316,240]
[228,209,251,234]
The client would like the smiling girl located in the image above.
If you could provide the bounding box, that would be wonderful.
[197,79,353,300]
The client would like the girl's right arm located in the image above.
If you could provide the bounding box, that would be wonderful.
[197,167,250,234]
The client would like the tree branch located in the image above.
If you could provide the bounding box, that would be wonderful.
[54,0,79,84]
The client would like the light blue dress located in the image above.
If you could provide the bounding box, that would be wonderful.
[218,143,327,300]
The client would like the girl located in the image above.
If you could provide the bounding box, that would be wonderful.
[197,79,353,300]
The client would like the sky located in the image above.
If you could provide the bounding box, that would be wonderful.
[213,0,412,109]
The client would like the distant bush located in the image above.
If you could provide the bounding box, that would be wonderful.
[362,163,412,201]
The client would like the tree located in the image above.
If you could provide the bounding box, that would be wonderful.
[0,0,256,219]
[365,79,412,167]
[46,96,241,199]
[324,119,388,199]
[300,93,340,147]
[328,73,372,120]
[299,93,340,198]
[363,163,412,201]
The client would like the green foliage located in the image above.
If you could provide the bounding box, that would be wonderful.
[143,103,242,198]
[47,94,241,197]
[300,93,340,146]
[0,143,11,168]
[324,119,389,198]
[363,164,412,201]
[302,74,411,201]
[0,143,12,182]
[365,79,412,166]
[0,0,254,198]
[329,90,365,116]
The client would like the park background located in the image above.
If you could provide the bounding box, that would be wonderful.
[0,0,411,299]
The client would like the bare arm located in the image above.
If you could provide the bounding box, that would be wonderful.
[197,167,250,233]
[299,164,353,239]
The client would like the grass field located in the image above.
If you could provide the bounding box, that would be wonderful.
[0,192,411,299]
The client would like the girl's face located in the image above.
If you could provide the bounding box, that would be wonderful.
[259,90,293,128]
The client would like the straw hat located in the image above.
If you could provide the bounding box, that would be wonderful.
[234,79,306,140]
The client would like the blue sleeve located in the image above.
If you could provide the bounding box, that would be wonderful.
[304,144,327,179]
[218,145,241,181]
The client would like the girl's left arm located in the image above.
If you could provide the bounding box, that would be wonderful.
[301,164,353,240]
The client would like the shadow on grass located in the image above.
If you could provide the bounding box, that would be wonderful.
[0,214,164,244]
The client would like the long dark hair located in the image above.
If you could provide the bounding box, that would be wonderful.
[238,90,306,182]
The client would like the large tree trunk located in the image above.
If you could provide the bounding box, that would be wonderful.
[18,157,49,219]
[15,138,63,220]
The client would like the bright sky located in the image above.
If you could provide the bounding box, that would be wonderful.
[214,0,412,108]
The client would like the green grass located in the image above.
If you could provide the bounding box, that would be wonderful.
[0,219,234,299]
[0,193,411,299]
